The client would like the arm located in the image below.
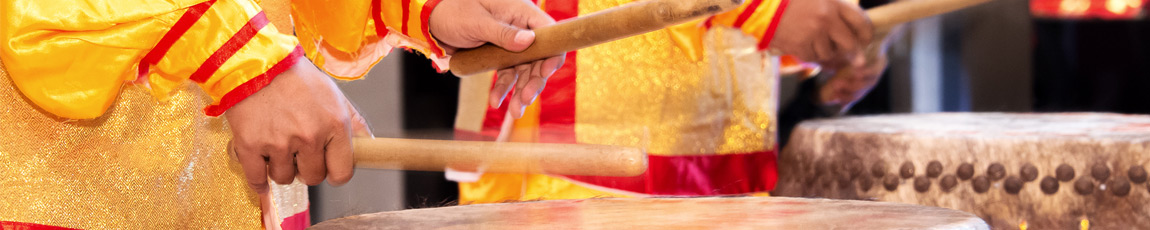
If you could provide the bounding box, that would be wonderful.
[0,0,369,194]
[292,0,563,118]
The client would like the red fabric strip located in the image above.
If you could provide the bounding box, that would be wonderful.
[279,207,311,230]
[563,150,779,196]
[189,11,271,83]
[0,221,80,230]
[419,0,445,56]
[537,51,576,144]
[372,0,390,38]
[455,128,780,196]
[757,0,790,50]
[138,0,217,78]
[732,0,763,28]
[401,0,412,36]
[203,46,303,116]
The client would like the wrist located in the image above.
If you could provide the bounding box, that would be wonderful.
[204,47,304,116]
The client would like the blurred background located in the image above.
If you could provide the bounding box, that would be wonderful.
[310,0,1149,223]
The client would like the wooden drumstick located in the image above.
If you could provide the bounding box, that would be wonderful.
[449,0,994,76]
[351,137,648,177]
[448,0,745,76]
[867,0,995,34]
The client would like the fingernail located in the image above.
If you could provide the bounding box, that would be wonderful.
[515,31,535,44]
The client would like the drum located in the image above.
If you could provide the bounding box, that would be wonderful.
[310,197,987,229]
[774,112,1150,229]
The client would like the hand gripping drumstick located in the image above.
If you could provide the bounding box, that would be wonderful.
[448,0,746,76]
[449,0,995,76]
[351,138,648,176]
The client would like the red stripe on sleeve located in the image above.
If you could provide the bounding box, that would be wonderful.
[732,0,763,28]
[203,46,304,116]
[189,11,271,83]
[0,221,81,230]
[401,0,412,36]
[372,0,391,38]
[419,0,445,56]
[138,0,217,78]
[757,0,790,50]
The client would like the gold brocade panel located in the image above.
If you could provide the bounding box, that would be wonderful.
[575,0,778,156]
[0,61,263,229]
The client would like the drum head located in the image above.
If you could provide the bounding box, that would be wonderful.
[311,197,987,229]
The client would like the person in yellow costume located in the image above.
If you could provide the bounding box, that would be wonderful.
[0,0,561,229]
[447,0,896,202]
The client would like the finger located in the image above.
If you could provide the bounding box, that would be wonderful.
[236,144,271,194]
[295,140,326,186]
[267,148,297,185]
[828,18,859,60]
[540,55,564,78]
[508,93,525,118]
[324,121,355,186]
[490,68,518,108]
[838,2,873,45]
[508,64,533,117]
[476,17,534,52]
[520,60,545,103]
[813,38,833,62]
[347,101,373,137]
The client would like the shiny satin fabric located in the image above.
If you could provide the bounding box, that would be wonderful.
[293,0,450,79]
[0,0,297,119]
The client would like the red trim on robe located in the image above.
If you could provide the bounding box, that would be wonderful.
[279,207,311,230]
[537,51,576,144]
[138,0,217,78]
[732,0,764,28]
[456,129,779,196]
[401,0,412,36]
[372,0,391,38]
[0,221,80,230]
[203,46,303,116]
[419,0,445,57]
[189,11,271,83]
[562,150,778,196]
[757,0,790,50]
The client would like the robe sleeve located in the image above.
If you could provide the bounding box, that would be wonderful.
[292,0,449,80]
[0,0,302,119]
[707,0,791,50]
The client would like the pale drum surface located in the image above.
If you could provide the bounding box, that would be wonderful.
[310,197,987,229]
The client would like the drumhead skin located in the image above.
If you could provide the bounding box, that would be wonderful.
[774,112,1150,229]
[310,197,987,229]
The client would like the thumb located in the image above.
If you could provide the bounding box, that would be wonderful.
[346,101,373,137]
[477,19,535,52]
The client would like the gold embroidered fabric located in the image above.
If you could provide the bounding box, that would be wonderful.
[0,61,264,229]
[575,0,778,155]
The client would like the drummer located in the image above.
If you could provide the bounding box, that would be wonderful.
[0,0,561,228]
[451,0,899,202]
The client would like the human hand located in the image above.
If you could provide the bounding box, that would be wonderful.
[771,0,873,65]
[429,0,565,118]
[818,50,887,112]
[225,57,372,194]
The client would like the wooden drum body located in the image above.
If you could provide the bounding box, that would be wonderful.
[775,113,1150,229]
[311,197,987,229]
